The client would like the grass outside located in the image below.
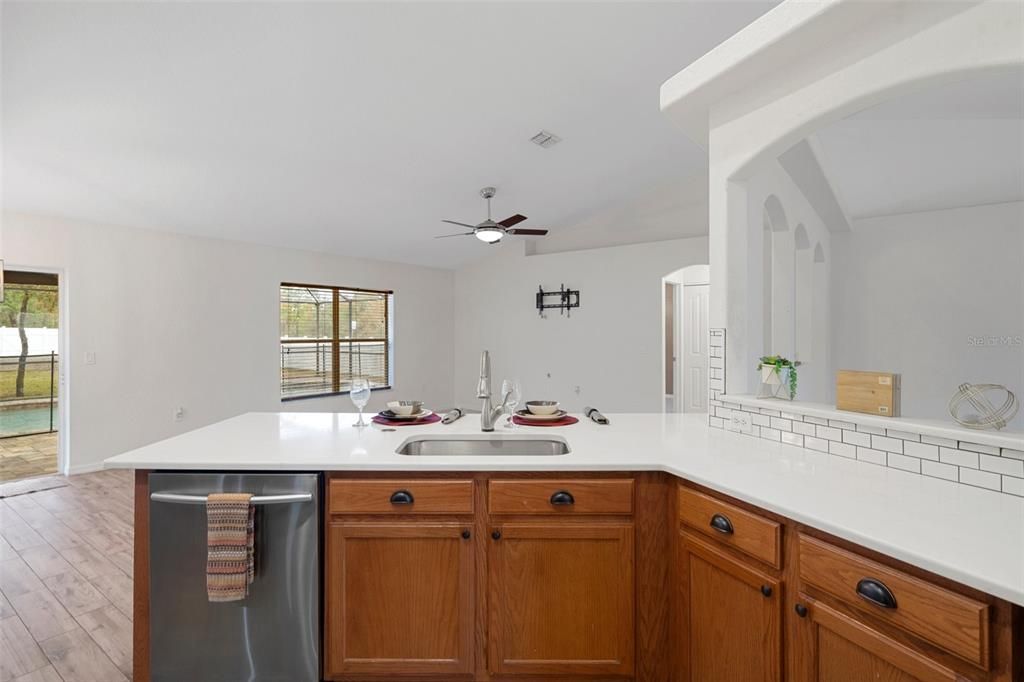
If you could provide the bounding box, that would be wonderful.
[0,367,58,401]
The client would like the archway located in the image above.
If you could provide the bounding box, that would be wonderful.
[663,264,710,413]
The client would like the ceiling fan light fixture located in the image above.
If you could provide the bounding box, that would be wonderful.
[475,227,504,243]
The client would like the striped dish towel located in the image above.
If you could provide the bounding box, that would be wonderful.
[206,493,255,602]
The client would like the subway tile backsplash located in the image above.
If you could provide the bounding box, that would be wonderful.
[706,329,1024,498]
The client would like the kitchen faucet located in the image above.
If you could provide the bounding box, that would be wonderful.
[477,350,511,432]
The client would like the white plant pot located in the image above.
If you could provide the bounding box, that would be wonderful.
[761,365,782,385]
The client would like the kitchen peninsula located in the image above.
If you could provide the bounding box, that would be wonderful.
[105,412,1024,682]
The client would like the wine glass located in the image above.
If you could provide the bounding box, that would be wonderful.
[501,378,522,428]
[350,377,371,427]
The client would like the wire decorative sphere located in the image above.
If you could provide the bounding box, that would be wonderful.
[948,383,1019,431]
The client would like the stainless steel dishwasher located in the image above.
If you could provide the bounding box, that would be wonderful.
[149,472,320,682]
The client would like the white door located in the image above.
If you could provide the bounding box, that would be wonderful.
[682,284,709,413]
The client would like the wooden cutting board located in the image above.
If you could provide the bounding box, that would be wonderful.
[836,370,901,417]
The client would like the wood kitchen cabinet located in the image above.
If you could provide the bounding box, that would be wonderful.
[324,522,475,678]
[487,522,636,677]
[678,532,782,682]
[132,471,1020,682]
[672,481,1022,682]
[792,598,965,682]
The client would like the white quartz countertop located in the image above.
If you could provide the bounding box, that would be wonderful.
[104,412,1024,606]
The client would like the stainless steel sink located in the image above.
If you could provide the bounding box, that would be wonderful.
[396,435,570,456]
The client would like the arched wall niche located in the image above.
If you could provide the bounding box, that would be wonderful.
[761,194,794,360]
[793,224,812,363]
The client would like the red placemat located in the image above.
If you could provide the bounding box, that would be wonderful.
[512,415,579,427]
[372,413,442,427]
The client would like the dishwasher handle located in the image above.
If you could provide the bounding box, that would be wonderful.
[150,492,313,506]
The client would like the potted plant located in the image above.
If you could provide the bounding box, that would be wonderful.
[757,355,800,400]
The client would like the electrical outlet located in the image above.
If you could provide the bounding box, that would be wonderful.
[174,407,185,422]
[729,411,754,434]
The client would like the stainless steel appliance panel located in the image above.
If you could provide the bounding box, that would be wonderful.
[149,472,320,682]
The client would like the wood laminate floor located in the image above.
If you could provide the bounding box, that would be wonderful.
[0,469,134,681]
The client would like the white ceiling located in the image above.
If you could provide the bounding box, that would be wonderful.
[813,69,1024,220]
[1,1,775,269]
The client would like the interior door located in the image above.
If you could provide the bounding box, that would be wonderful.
[666,282,676,397]
[682,283,709,412]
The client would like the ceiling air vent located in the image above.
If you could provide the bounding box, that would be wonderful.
[530,130,562,149]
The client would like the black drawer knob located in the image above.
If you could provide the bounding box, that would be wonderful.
[550,490,575,506]
[856,578,897,609]
[491,530,501,540]
[461,530,471,540]
[389,490,414,505]
[709,513,734,535]
[795,603,808,618]
[760,585,773,598]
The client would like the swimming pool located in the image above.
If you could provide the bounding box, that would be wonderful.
[0,404,59,437]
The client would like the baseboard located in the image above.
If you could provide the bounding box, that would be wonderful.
[67,461,105,476]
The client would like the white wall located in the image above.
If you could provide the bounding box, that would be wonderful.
[3,212,455,472]
[453,237,710,414]
[831,201,1024,428]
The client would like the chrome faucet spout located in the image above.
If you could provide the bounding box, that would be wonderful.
[478,350,509,431]
[477,350,492,399]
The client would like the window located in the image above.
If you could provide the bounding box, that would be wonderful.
[280,283,392,400]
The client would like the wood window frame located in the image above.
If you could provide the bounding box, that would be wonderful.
[280,282,393,401]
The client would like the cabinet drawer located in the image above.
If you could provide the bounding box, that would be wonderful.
[488,479,634,515]
[798,534,989,668]
[329,479,474,515]
[679,487,781,568]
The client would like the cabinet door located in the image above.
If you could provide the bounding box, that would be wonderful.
[487,523,635,677]
[680,532,782,682]
[325,522,474,678]
[794,598,959,682]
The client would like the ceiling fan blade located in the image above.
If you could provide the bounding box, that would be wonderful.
[498,214,528,228]
[441,219,477,229]
[434,232,475,239]
[506,228,548,236]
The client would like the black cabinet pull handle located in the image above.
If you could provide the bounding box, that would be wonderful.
[760,585,773,598]
[461,529,471,540]
[709,513,734,535]
[389,490,414,505]
[795,604,808,618]
[491,530,501,540]
[550,490,575,506]
[856,578,897,609]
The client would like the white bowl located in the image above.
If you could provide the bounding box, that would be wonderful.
[525,400,560,416]
[387,400,422,416]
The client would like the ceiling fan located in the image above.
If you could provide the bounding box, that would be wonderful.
[435,187,549,244]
